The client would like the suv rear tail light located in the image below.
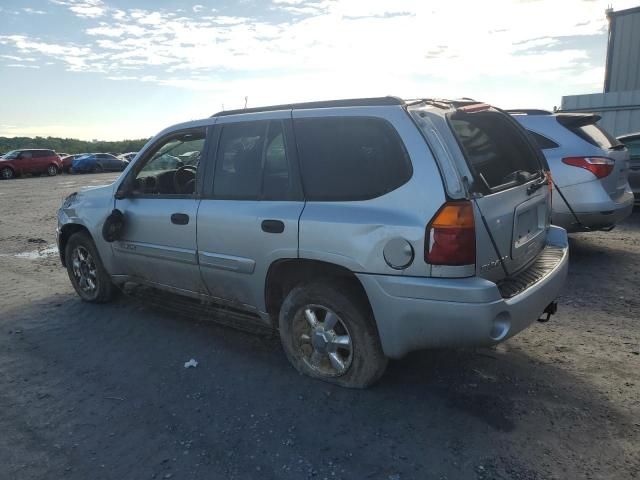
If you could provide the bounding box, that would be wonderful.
[425,201,475,265]
[561,156,614,179]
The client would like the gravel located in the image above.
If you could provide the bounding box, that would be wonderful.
[0,173,638,479]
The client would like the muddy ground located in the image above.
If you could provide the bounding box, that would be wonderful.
[0,172,638,480]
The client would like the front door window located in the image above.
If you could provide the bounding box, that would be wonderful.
[132,131,206,195]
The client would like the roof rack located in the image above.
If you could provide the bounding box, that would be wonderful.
[505,109,553,115]
[211,96,404,117]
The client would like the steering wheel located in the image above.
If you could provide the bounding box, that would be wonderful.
[173,165,197,194]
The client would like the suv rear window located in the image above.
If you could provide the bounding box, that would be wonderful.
[293,117,412,201]
[450,111,542,192]
[557,116,621,149]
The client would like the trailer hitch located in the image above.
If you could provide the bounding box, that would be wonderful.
[538,301,558,322]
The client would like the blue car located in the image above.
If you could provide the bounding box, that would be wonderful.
[71,153,128,173]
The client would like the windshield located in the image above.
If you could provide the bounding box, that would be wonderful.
[2,150,20,159]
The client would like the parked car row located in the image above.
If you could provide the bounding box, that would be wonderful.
[56,96,639,387]
[0,150,138,178]
[58,96,573,388]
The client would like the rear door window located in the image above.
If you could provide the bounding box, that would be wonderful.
[212,120,300,200]
[293,117,412,201]
[450,112,543,192]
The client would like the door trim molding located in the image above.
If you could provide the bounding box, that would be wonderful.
[114,240,197,265]
[198,251,256,274]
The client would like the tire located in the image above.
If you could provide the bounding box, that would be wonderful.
[279,281,388,388]
[47,164,58,176]
[0,167,14,180]
[65,231,116,303]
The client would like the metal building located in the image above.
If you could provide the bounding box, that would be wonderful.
[561,6,640,136]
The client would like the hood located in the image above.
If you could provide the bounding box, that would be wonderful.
[80,184,112,192]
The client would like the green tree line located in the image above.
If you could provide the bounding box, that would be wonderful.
[0,136,151,155]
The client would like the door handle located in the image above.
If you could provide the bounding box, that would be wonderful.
[261,219,285,233]
[171,213,190,225]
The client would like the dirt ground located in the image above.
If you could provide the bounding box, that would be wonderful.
[0,172,638,480]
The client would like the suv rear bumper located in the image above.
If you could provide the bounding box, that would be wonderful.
[357,226,569,359]
[553,185,634,232]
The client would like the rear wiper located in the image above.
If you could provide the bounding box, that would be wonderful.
[609,144,627,151]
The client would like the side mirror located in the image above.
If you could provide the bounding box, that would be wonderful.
[102,209,125,242]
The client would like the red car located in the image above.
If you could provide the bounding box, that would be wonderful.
[0,149,63,179]
[60,153,86,173]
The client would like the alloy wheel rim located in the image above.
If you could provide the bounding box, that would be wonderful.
[71,246,98,294]
[293,304,353,377]
[1,168,12,179]
[48,165,57,175]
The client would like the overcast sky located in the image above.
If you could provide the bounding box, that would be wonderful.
[0,0,637,140]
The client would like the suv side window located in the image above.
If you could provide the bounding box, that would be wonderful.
[130,129,206,196]
[212,120,300,200]
[293,116,412,201]
[527,131,559,150]
[19,151,33,160]
[624,139,640,158]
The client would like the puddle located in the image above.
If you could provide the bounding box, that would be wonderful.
[2,244,60,259]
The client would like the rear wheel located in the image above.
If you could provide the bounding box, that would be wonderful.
[65,232,116,303]
[279,281,387,388]
[47,164,58,176]
[0,167,14,180]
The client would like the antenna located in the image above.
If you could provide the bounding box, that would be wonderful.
[244,96,248,109]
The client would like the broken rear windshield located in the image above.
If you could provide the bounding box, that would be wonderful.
[449,111,543,192]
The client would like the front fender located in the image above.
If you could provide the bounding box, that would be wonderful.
[57,184,116,272]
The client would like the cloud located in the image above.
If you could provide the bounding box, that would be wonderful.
[5,0,640,109]
[22,8,47,14]
[6,64,40,69]
[49,0,105,18]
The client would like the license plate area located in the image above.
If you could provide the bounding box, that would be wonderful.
[512,197,546,260]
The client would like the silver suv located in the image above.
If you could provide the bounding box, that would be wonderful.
[510,110,633,232]
[57,97,568,388]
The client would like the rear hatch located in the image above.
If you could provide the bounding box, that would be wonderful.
[449,108,551,283]
[556,114,630,199]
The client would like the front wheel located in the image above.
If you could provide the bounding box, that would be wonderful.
[47,164,58,176]
[279,281,388,388]
[0,167,14,180]
[65,232,116,303]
